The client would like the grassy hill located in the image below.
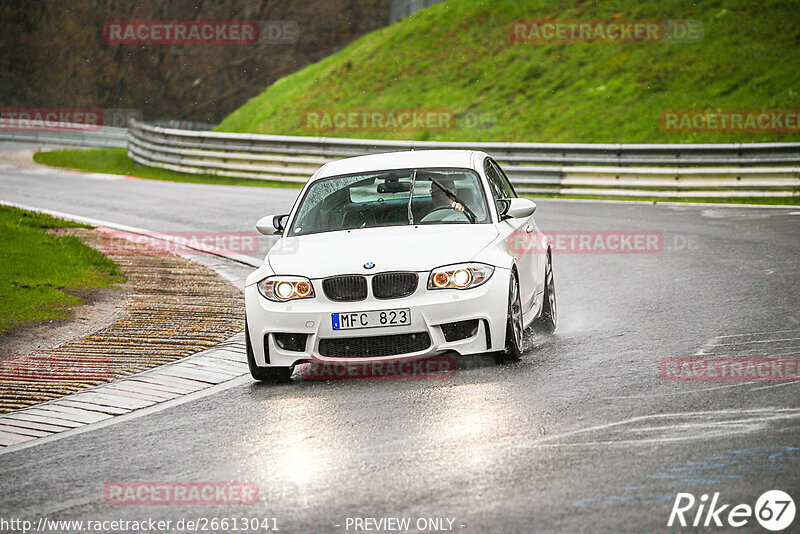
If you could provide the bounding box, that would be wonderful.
[216,0,800,143]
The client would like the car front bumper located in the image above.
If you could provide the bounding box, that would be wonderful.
[244,268,511,368]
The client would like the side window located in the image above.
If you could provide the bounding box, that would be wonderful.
[490,160,518,198]
[483,158,506,202]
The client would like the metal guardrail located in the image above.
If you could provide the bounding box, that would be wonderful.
[0,122,128,149]
[128,120,800,198]
[3,119,794,197]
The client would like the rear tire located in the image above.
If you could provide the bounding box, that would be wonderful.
[493,271,523,363]
[532,252,557,334]
[246,320,293,383]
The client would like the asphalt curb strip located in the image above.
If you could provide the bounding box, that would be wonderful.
[0,333,249,454]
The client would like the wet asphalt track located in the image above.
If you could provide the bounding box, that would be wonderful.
[1,160,800,533]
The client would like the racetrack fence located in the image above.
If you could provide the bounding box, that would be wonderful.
[0,121,127,149]
[3,118,798,198]
[127,120,800,198]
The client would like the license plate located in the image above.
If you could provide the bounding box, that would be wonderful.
[332,309,411,330]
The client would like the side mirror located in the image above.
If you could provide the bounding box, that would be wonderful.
[501,198,536,220]
[256,214,289,235]
[497,199,511,218]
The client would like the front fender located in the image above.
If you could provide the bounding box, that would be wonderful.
[471,232,516,271]
[244,260,275,287]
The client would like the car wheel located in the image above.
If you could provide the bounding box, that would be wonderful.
[532,252,557,334]
[494,271,523,363]
[245,320,294,383]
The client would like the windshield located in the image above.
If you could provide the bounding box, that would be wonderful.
[288,167,490,236]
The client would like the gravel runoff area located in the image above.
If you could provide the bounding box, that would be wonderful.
[0,228,244,413]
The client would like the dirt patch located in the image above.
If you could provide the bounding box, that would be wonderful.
[0,286,130,360]
[0,149,37,168]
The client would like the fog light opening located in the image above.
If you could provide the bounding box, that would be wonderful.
[440,319,480,342]
[274,333,308,352]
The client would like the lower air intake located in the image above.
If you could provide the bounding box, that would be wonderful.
[318,332,431,358]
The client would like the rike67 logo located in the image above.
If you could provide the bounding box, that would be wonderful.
[669,490,795,531]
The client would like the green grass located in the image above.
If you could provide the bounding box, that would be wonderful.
[33,148,303,189]
[217,0,800,143]
[0,205,126,333]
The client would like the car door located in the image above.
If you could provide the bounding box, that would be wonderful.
[484,158,541,316]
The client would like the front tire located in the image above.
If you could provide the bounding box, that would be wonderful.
[494,271,523,363]
[532,252,557,334]
[245,320,293,383]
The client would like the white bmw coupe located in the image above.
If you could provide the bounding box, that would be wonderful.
[244,150,556,382]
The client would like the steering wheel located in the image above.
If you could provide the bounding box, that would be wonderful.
[356,209,377,228]
[420,206,472,223]
[340,208,377,229]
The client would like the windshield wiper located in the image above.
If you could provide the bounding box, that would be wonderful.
[407,170,417,225]
[428,176,478,223]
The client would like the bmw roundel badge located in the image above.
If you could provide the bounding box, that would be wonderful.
[364,262,375,269]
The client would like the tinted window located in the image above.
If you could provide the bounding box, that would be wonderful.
[490,160,518,198]
[484,159,506,201]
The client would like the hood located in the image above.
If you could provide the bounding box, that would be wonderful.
[267,224,499,278]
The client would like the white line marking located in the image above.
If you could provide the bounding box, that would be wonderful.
[0,419,69,433]
[604,381,757,399]
[521,408,800,448]
[0,424,49,438]
[24,403,114,423]
[749,381,800,393]
[763,350,800,358]
[14,408,107,425]
[67,391,155,409]
[1,413,83,428]
[0,431,34,446]
[698,348,800,358]
[716,329,800,339]
[714,337,800,346]
[53,400,129,415]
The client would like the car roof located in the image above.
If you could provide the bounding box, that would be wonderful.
[314,150,489,180]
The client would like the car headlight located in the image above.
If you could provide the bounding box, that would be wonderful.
[427,263,494,290]
[257,276,315,302]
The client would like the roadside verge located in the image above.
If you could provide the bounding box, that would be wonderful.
[0,226,244,416]
[0,203,259,451]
